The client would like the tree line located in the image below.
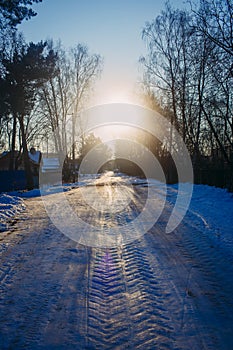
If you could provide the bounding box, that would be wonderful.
[140,0,233,190]
[0,0,103,188]
[0,0,232,190]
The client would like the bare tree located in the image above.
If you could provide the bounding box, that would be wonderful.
[70,44,102,158]
[39,41,102,159]
[140,1,233,188]
[190,0,233,162]
[190,0,233,57]
[141,3,194,150]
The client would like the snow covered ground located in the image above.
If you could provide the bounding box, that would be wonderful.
[180,184,233,261]
[147,179,233,262]
[0,194,25,232]
[1,175,233,256]
[0,173,233,349]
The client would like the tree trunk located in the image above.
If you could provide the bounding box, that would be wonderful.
[18,116,34,190]
[9,114,17,171]
[201,105,231,165]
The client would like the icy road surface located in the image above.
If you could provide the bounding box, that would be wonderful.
[0,174,233,349]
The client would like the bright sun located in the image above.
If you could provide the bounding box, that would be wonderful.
[83,97,145,143]
[103,91,134,104]
[94,124,135,141]
[91,79,139,106]
[95,90,136,105]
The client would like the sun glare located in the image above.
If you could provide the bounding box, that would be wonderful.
[92,82,139,106]
[102,91,134,104]
[94,124,135,141]
[84,102,148,143]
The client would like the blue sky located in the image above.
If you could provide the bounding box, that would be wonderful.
[19,0,188,105]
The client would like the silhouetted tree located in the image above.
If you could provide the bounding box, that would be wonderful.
[39,41,102,157]
[0,0,44,172]
[190,0,233,57]
[1,41,57,188]
[141,1,233,188]
[141,4,194,144]
[78,133,112,174]
[0,0,42,27]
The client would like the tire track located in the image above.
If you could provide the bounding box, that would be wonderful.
[169,217,233,349]
[87,241,177,349]
[85,183,222,350]
[149,210,233,350]
[1,180,232,349]
[0,198,89,350]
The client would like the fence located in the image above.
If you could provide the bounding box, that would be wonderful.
[0,171,27,192]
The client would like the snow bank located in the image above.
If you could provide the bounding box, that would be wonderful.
[9,185,73,198]
[0,194,25,232]
[145,179,233,260]
[187,184,233,253]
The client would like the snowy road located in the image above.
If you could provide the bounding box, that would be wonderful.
[0,174,233,349]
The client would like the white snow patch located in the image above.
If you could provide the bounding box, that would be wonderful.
[0,194,25,232]
[9,184,73,198]
[143,179,233,259]
[188,185,233,251]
